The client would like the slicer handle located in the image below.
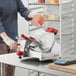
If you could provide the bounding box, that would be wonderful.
[46,27,58,35]
[21,34,29,40]
[29,36,35,40]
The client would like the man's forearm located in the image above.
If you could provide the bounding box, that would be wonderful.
[0,32,9,40]
[0,32,17,49]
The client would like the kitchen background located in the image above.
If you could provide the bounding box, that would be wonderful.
[15,0,76,76]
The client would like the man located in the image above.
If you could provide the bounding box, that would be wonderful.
[0,0,36,76]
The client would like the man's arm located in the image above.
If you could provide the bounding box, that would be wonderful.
[0,18,7,40]
[16,0,32,21]
[0,19,17,49]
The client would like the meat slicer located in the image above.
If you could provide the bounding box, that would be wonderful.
[17,27,61,61]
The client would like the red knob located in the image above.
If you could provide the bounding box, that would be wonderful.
[17,49,23,56]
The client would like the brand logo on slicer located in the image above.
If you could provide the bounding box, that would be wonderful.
[53,54,59,57]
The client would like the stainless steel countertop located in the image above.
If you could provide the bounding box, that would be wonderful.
[0,53,76,76]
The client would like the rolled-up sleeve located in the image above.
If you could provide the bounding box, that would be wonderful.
[17,0,32,21]
[0,19,5,34]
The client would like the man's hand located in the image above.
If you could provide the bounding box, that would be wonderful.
[28,13,40,26]
[0,32,18,49]
[28,13,45,26]
[3,38,18,49]
[10,41,18,49]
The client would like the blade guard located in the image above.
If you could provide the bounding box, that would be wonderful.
[45,27,58,35]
